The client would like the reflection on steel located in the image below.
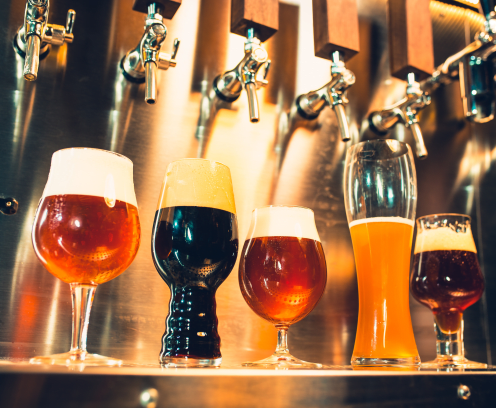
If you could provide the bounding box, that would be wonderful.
[121,3,180,104]
[0,0,494,370]
[13,0,75,81]
[368,73,430,159]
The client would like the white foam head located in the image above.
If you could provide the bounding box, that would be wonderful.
[157,159,236,214]
[42,148,137,207]
[414,227,477,254]
[245,206,321,241]
[349,216,414,228]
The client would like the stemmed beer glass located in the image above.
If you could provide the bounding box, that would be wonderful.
[344,139,420,367]
[411,214,486,368]
[31,148,141,366]
[151,159,238,367]
[239,205,327,368]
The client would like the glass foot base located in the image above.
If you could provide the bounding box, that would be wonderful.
[160,356,222,368]
[351,356,421,367]
[30,351,122,367]
[421,357,487,369]
[242,353,323,369]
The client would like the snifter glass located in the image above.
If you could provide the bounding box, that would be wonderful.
[411,214,486,369]
[31,148,141,366]
[344,139,420,367]
[151,159,238,367]
[239,205,327,368]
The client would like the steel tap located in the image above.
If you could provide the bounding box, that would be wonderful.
[295,51,355,142]
[13,0,75,81]
[121,3,180,104]
[213,28,270,123]
[368,73,430,159]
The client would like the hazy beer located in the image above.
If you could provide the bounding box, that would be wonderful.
[350,217,419,360]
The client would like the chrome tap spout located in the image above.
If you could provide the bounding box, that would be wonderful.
[213,28,270,123]
[14,0,75,81]
[121,3,180,104]
[369,73,430,159]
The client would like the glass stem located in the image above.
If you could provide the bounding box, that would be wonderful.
[70,283,97,354]
[434,317,465,360]
[275,325,289,355]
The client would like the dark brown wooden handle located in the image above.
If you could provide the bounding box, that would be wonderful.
[133,0,182,19]
[231,0,278,42]
[388,0,434,81]
[312,0,360,62]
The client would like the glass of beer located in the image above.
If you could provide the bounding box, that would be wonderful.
[411,214,486,368]
[152,159,238,367]
[239,205,327,368]
[344,139,420,367]
[31,148,141,366]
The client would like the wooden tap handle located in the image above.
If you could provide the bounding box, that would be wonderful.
[133,0,182,19]
[231,0,279,42]
[312,0,360,62]
[388,0,434,81]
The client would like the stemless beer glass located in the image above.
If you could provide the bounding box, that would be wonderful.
[239,206,327,368]
[31,148,141,366]
[152,159,238,367]
[411,214,486,368]
[344,139,420,367]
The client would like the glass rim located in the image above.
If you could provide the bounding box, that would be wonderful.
[54,147,133,164]
[417,213,471,223]
[347,139,412,158]
[168,158,229,169]
[252,204,314,213]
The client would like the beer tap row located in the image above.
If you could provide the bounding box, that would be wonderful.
[11,0,496,162]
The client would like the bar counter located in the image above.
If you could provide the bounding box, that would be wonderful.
[0,363,494,407]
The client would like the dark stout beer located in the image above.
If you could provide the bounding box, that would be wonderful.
[411,250,484,333]
[152,205,238,360]
[239,236,326,325]
[33,194,141,285]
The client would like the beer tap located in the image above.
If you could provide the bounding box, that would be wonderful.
[420,0,496,123]
[294,51,355,142]
[13,0,75,81]
[213,28,271,123]
[368,73,430,159]
[275,0,359,171]
[367,0,433,159]
[120,1,181,104]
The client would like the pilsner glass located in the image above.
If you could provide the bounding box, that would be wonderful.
[239,205,327,368]
[31,148,141,366]
[151,159,238,367]
[411,214,486,369]
[344,139,420,367]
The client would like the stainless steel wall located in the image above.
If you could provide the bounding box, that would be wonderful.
[0,0,494,366]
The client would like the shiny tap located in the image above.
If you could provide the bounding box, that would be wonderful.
[368,73,430,159]
[295,51,355,142]
[121,3,180,104]
[213,28,270,123]
[13,0,75,81]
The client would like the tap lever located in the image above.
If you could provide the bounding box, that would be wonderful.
[231,0,279,42]
[171,38,180,59]
[66,9,76,36]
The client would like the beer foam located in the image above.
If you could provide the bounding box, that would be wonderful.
[42,148,137,207]
[349,217,414,228]
[246,206,321,241]
[158,159,236,214]
[414,227,477,254]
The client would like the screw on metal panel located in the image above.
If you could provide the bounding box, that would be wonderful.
[458,384,471,400]
[140,388,159,408]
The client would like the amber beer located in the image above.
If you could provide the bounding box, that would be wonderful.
[32,194,140,285]
[239,235,326,325]
[350,217,419,361]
